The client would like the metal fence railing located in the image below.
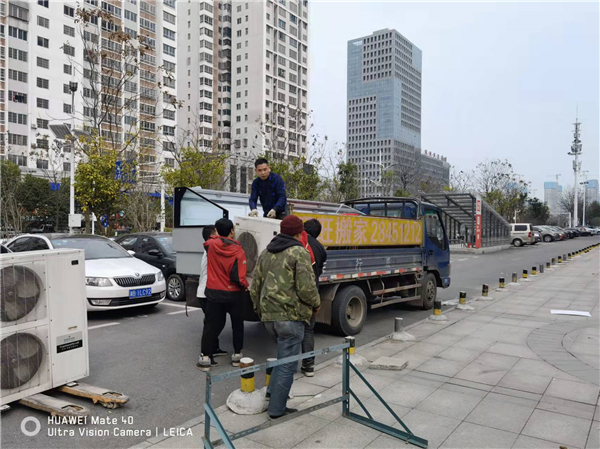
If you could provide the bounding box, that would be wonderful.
[202,339,428,449]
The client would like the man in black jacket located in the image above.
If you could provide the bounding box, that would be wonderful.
[301,219,327,377]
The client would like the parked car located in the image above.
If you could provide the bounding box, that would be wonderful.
[573,227,591,237]
[565,228,581,237]
[547,226,568,240]
[581,227,597,236]
[0,244,11,253]
[113,232,184,301]
[5,234,166,311]
[510,223,536,247]
[590,227,600,235]
[533,226,555,243]
[537,226,561,242]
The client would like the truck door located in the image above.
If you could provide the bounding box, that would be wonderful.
[423,206,451,287]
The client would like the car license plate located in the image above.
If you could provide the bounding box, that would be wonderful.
[129,288,152,299]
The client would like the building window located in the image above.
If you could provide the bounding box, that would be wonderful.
[63,45,75,56]
[64,25,75,37]
[9,90,28,103]
[37,98,49,109]
[64,5,75,17]
[9,48,28,62]
[38,0,49,7]
[37,36,49,48]
[8,69,28,83]
[8,112,28,125]
[64,64,72,75]
[163,44,175,57]
[37,119,49,129]
[37,57,49,69]
[36,78,49,89]
[9,26,28,41]
[7,134,28,146]
[37,16,50,28]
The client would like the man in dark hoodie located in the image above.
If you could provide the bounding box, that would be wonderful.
[197,218,249,371]
[250,215,320,419]
[300,219,327,377]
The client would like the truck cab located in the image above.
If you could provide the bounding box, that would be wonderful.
[345,198,451,288]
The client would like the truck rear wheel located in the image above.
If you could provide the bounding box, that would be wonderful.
[331,285,367,336]
[421,273,437,310]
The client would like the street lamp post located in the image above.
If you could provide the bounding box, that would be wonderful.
[358,157,399,197]
[68,81,78,234]
[580,180,589,227]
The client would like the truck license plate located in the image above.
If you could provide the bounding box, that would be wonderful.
[129,288,152,299]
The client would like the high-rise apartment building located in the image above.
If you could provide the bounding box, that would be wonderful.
[0,0,178,180]
[544,181,563,214]
[177,0,310,194]
[346,28,425,197]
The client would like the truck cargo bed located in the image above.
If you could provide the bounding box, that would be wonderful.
[320,247,424,282]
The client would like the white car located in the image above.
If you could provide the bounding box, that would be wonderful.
[5,234,166,311]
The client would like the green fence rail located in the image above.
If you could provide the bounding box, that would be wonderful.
[202,338,428,448]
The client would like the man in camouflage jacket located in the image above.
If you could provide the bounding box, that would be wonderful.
[250,215,320,419]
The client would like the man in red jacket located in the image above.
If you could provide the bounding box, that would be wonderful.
[197,218,249,371]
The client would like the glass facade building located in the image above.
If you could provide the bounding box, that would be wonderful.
[346,28,423,196]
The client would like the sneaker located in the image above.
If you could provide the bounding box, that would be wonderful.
[301,366,314,377]
[196,356,217,371]
[269,408,298,420]
[213,348,228,358]
[231,353,243,367]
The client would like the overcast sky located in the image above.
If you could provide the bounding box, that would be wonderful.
[308,1,599,198]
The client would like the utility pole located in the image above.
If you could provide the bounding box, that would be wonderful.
[68,81,78,234]
[568,117,582,227]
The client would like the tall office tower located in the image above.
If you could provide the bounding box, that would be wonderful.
[586,179,599,205]
[178,0,310,194]
[346,28,423,197]
[544,181,563,214]
[1,0,178,181]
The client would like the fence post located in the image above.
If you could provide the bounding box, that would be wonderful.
[342,337,353,417]
[204,375,212,445]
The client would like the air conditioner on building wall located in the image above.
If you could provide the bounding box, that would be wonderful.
[1,250,89,406]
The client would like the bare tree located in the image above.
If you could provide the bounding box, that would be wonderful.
[448,167,474,193]
[557,185,584,223]
[319,145,360,203]
[30,136,69,230]
[65,7,178,159]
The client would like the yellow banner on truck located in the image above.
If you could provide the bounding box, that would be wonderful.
[294,212,423,247]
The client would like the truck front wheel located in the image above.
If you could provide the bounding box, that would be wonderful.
[421,273,437,310]
[331,285,367,336]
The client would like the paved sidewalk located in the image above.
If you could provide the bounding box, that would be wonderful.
[133,248,600,449]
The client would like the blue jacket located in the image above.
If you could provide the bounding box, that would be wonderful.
[249,172,287,216]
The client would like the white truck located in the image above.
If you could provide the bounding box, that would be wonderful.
[173,187,451,335]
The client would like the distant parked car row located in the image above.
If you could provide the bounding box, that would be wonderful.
[511,223,599,247]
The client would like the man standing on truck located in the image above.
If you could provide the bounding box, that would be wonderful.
[299,219,327,377]
[197,218,249,371]
[248,158,287,219]
[250,215,320,419]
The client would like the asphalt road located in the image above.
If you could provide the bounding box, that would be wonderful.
[1,236,598,448]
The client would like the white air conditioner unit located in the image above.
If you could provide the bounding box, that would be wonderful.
[234,216,280,279]
[31,123,37,129]
[1,249,89,406]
